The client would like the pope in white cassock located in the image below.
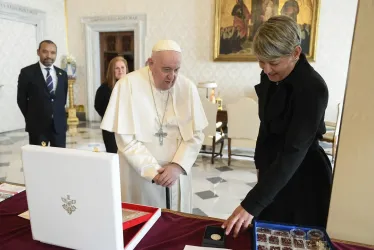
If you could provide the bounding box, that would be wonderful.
[100,40,208,213]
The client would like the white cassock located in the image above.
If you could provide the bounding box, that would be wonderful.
[100,66,208,213]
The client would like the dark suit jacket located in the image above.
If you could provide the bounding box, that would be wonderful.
[241,53,332,227]
[17,62,68,134]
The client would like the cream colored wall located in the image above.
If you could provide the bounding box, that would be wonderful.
[327,0,374,246]
[66,0,357,121]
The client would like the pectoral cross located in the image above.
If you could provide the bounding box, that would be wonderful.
[155,127,167,146]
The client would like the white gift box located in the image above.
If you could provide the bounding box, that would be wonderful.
[21,145,160,250]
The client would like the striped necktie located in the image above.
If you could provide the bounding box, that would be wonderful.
[45,68,54,95]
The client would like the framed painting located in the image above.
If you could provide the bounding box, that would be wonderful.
[213,0,320,61]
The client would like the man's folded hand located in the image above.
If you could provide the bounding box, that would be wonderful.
[153,163,183,187]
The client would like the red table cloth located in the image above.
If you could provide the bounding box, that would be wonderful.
[1,192,373,250]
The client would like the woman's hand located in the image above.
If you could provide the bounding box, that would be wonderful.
[222,205,254,238]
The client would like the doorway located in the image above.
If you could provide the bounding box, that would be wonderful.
[99,31,135,84]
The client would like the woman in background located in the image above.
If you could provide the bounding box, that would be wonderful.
[95,56,128,153]
[223,15,332,237]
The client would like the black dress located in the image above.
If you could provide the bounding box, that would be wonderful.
[241,53,333,228]
[94,83,118,153]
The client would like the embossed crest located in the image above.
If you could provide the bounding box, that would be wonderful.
[62,195,77,215]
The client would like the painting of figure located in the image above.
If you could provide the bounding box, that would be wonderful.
[214,0,319,61]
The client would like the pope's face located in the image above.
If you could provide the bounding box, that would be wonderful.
[149,51,181,91]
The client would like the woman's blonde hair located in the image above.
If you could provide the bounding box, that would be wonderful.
[106,56,128,89]
[253,15,301,61]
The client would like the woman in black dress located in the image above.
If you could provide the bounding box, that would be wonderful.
[94,56,128,153]
[223,15,333,237]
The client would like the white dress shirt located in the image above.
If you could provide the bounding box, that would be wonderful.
[39,61,58,92]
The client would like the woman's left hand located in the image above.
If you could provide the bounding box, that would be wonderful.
[222,205,254,238]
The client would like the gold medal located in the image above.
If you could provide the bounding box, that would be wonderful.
[211,234,221,241]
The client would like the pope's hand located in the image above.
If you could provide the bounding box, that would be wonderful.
[153,163,183,188]
[222,205,254,238]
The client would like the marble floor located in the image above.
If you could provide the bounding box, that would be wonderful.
[0,121,332,220]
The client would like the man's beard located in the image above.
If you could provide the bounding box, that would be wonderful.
[43,58,54,66]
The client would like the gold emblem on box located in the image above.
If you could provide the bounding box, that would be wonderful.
[62,195,77,215]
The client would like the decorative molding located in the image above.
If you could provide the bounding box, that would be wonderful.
[82,14,146,25]
[0,2,39,15]
[82,14,147,121]
[0,1,46,43]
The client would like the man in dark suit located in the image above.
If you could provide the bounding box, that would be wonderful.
[17,40,68,147]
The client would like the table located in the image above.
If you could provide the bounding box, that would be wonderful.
[1,192,373,250]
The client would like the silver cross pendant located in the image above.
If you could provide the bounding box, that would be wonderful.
[155,127,167,146]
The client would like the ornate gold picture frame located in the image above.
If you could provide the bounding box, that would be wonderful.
[213,0,320,62]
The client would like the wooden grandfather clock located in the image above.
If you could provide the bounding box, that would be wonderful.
[99,31,135,83]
